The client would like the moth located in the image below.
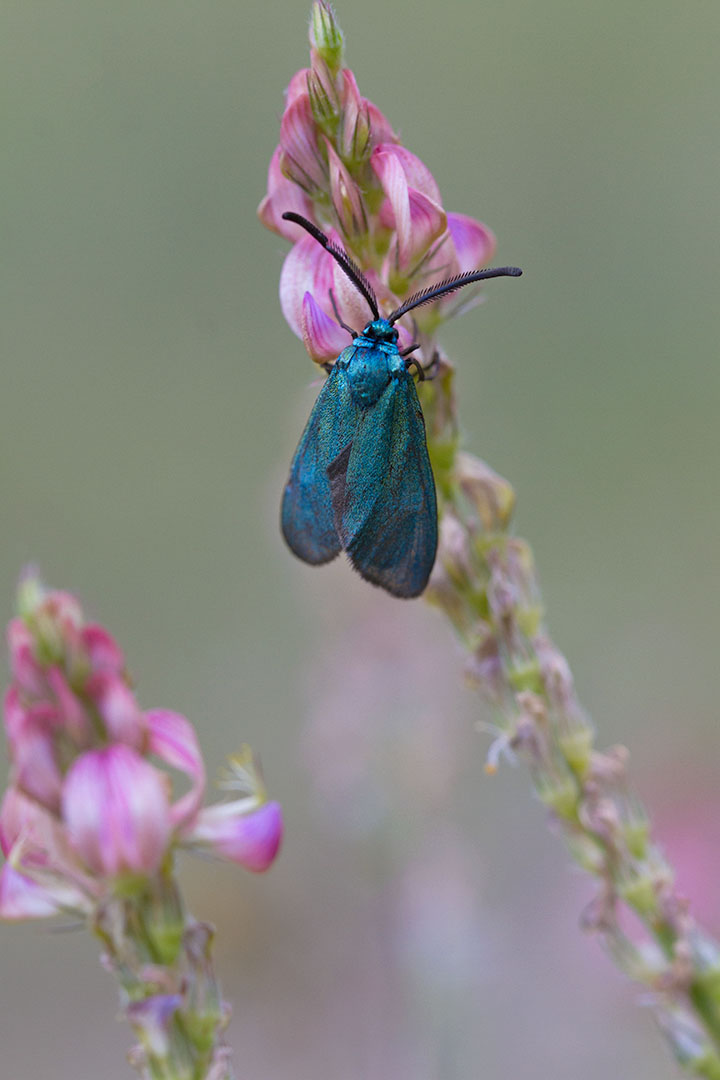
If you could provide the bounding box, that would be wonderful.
[280,211,521,598]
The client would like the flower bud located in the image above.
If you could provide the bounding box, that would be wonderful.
[309,1,344,75]
[326,139,367,239]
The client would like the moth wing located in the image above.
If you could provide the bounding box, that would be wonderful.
[281,363,360,565]
[336,372,438,598]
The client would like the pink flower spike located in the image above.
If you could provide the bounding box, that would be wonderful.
[146,709,206,830]
[447,212,497,272]
[279,94,327,193]
[63,746,172,879]
[257,146,316,240]
[301,292,350,364]
[186,800,283,873]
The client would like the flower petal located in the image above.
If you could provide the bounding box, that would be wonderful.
[257,146,316,240]
[4,689,63,812]
[371,147,411,265]
[81,623,125,674]
[279,231,337,338]
[383,144,441,203]
[146,709,206,830]
[186,800,283,873]
[0,864,62,920]
[285,68,310,107]
[87,672,144,748]
[447,212,496,272]
[326,140,366,237]
[63,746,172,878]
[7,619,44,696]
[280,94,326,192]
[301,292,350,364]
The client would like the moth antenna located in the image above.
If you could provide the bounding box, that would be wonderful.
[387,267,522,324]
[282,212,379,320]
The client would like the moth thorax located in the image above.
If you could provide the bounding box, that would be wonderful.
[347,347,391,408]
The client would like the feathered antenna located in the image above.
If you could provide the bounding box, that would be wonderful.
[388,266,522,325]
[281,212,380,320]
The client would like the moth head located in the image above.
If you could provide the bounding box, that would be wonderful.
[363,319,399,344]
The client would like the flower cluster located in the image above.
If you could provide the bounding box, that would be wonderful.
[259,1,496,365]
[0,573,282,922]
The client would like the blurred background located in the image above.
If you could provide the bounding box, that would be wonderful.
[2,2,719,1077]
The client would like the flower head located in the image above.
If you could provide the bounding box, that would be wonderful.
[0,573,282,919]
[259,2,498,365]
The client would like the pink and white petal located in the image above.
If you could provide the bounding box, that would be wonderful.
[279,232,336,338]
[46,666,91,745]
[0,864,63,920]
[7,618,45,696]
[386,145,442,203]
[186,800,283,873]
[326,140,366,235]
[365,100,397,147]
[285,68,310,107]
[280,94,326,191]
[447,212,496,272]
[258,147,315,240]
[63,746,172,878]
[81,623,125,675]
[403,189,447,270]
[331,259,375,333]
[0,787,48,857]
[88,672,144,748]
[13,725,63,813]
[371,147,411,264]
[301,292,349,364]
[146,709,206,829]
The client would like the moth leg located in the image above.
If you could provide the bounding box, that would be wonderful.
[329,289,358,339]
[404,354,426,382]
[422,350,441,381]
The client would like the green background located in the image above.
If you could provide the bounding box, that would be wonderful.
[2,2,719,1077]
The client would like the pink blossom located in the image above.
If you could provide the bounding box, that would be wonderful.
[81,622,125,673]
[146,708,206,829]
[0,788,91,919]
[88,672,145,748]
[185,800,283,873]
[258,147,316,241]
[4,688,63,811]
[325,139,366,238]
[279,94,327,193]
[7,618,45,696]
[62,746,173,879]
[301,291,350,364]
